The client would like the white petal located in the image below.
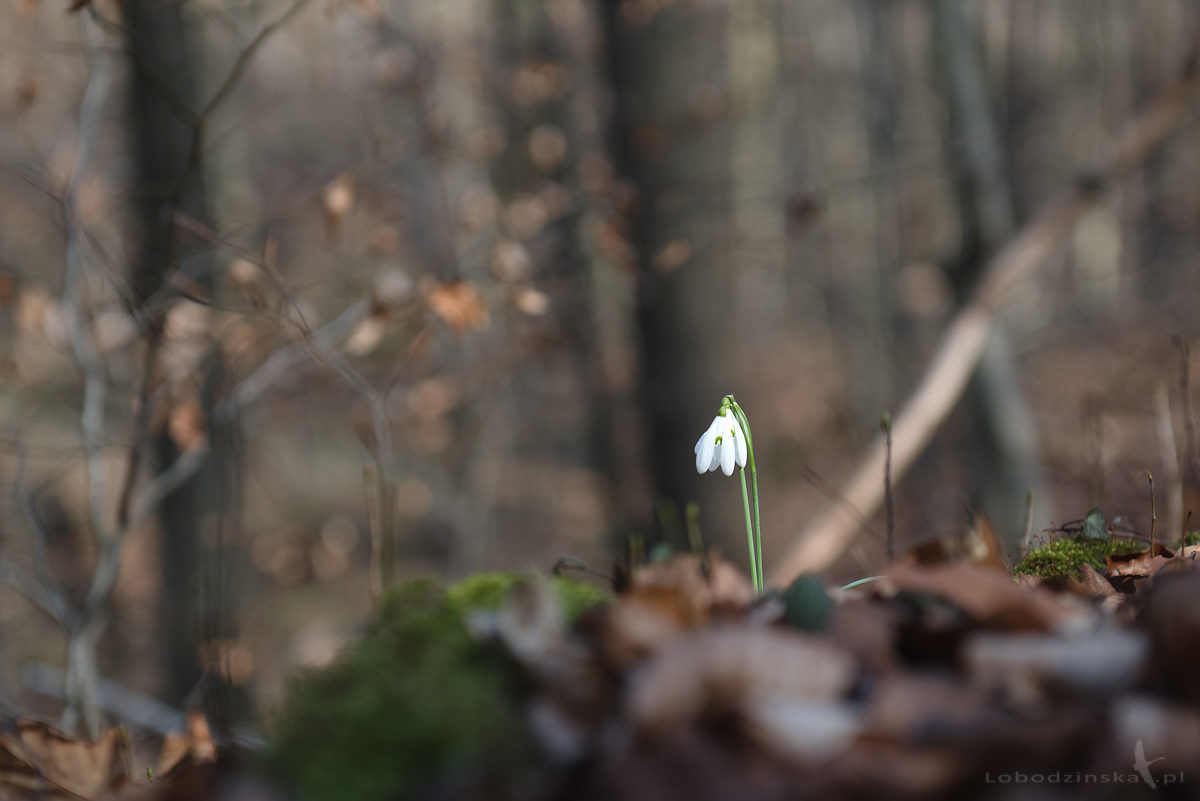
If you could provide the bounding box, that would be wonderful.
[719,415,736,476]
[730,412,748,468]
[708,447,721,472]
[695,416,719,454]
[696,419,718,473]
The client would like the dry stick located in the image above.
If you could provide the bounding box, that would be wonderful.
[881,413,894,562]
[1154,381,1183,543]
[1021,490,1035,550]
[770,27,1200,583]
[1175,336,1199,477]
[1140,470,1157,552]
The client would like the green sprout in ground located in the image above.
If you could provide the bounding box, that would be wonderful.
[1013,535,1144,580]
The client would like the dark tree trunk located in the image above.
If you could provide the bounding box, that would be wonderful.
[125,0,234,721]
[600,3,737,548]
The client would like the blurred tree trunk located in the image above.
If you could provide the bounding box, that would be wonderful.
[729,0,786,349]
[844,0,899,435]
[931,0,1048,553]
[601,4,735,547]
[125,2,229,715]
[489,0,651,543]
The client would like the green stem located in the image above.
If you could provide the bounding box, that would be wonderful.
[731,402,763,590]
[841,575,885,591]
[750,460,763,591]
[739,467,760,593]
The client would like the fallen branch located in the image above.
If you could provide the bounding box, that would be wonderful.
[771,26,1200,583]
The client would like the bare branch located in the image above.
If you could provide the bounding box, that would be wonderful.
[60,29,115,546]
[24,663,184,736]
[0,560,73,627]
[216,299,372,421]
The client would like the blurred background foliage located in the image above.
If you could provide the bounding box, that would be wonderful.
[1,0,1200,744]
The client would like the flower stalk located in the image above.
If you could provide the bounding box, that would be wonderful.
[695,395,764,592]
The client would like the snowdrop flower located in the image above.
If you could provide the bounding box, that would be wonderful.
[694,408,747,476]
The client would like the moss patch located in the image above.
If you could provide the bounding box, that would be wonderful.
[265,574,609,801]
[1013,535,1144,580]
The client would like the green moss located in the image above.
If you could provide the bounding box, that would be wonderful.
[264,574,609,801]
[1013,535,1144,580]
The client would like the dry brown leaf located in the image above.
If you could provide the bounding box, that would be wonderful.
[511,287,549,316]
[651,240,691,273]
[166,401,207,452]
[599,549,751,670]
[905,514,1007,570]
[622,554,754,627]
[0,719,128,800]
[321,172,355,236]
[599,586,693,668]
[155,711,216,779]
[885,563,1087,631]
[342,315,387,356]
[426,280,488,334]
[0,272,17,306]
[1106,541,1174,579]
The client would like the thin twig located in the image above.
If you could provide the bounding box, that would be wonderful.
[61,30,115,546]
[1021,490,1035,551]
[1139,470,1157,552]
[1175,336,1199,476]
[1154,381,1183,542]
[881,412,894,562]
[0,560,73,626]
[166,0,314,217]
[215,300,372,421]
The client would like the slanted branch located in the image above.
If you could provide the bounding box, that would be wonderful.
[771,25,1200,583]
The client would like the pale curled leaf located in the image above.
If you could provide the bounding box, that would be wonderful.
[626,626,854,733]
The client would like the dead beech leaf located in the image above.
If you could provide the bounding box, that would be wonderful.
[599,586,693,668]
[426,280,488,334]
[155,710,217,779]
[626,626,854,733]
[167,401,207,452]
[1106,541,1174,578]
[651,240,691,274]
[511,287,549,316]
[0,718,128,799]
[885,563,1085,632]
[905,514,1007,571]
[0,271,17,306]
[321,172,355,236]
[343,315,386,356]
[600,548,751,668]
[1068,563,1124,612]
[630,553,754,618]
